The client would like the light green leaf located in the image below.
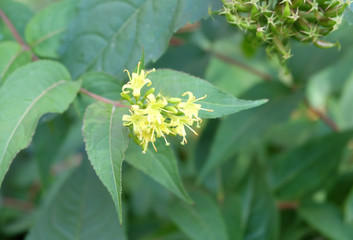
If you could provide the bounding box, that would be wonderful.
[125,139,192,204]
[25,162,127,240]
[150,69,267,118]
[270,131,352,200]
[0,60,80,186]
[199,83,301,180]
[299,202,353,240]
[83,102,129,224]
[61,0,217,78]
[25,0,79,59]
[168,191,228,240]
[0,41,31,85]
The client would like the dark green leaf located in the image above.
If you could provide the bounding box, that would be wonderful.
[150,69,267,119]
[238,166,279,240]
[0,60,80,186]
[168,190,228,240]
[25,162,127,240]
[299,202,353,240]
[83,102,129,224]
[269,131,352,200]
[199,83,301,180]
[61,0,217,78]
[125,139,192,204]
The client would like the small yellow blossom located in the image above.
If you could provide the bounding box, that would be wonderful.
[169,115,196,145]
[145,94,168,124]
[121,61,212,153]
[122,62,155,98]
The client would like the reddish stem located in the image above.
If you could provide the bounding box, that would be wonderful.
[79,88,128,108]
[0,9,38,60]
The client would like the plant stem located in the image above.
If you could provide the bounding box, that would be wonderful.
[79,88,128,108]
[277,201,298,210]
[2,197,33,212]
[0,9,38,60]
[208,50,274,81]
[307,105,339,132]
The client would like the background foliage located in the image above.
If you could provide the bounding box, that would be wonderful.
[1,0,353,239]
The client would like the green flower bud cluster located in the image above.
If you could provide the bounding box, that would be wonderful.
[221,0,350,61]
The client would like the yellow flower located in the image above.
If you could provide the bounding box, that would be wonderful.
[122,62,155,98]
[145,94,168,124]
[139,126,156,153]
[122,105,148,136]
[178,92,207,122]
[169,115,197,145]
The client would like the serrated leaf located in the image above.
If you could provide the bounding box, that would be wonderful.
[0,60,80,186]
[83,102,129,224]
[299,202,353,240]
[25,162,127,240]
[25,0,79,59]
[270,131,352,200]
[150,69,267,119]
[125,139,192,204]
[0,41,31,85]
[61,0,217,78]
[198,83,301,180]
[168,191,228,240]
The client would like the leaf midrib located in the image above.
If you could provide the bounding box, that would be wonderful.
[85,0,150,73]
[0,80,67,167]
[108,106,120,208]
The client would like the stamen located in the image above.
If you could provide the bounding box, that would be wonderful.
[185,124,198,135]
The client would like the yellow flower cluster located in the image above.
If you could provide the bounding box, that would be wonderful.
[121,62,212,153]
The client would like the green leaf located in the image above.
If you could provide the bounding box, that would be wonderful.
[61,0,217,78]
[75,71,123,116]
[344,184,353,224]
[299,202,353,240]
[339,76,353,129]
[0,60,80,186]
[239,167,279,240]
[0,41,31,85]
[32,114,81,190]
[83,102,129,224]
[306,48,353,110]
[125,139,192,204]
[288,22,353,81]
[25,0,79,59]
[168,190,228,240]
[25,162,127,240]
[269,131,352,200]
[221,194,243,240]
[0,0,33,42]
[199,82,301,180]
[150,69,267,118]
